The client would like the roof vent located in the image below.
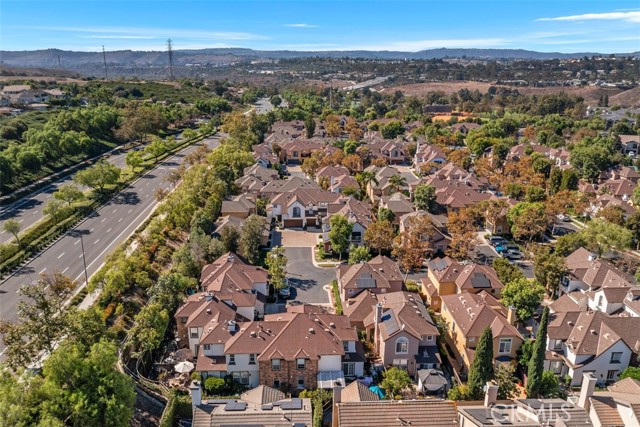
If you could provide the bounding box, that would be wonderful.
[568,321,574,326]
[330,322,336,328]
[309,328,315,334]
[206,308,212,314]
[590,329,597,335]
[250,331,257,338]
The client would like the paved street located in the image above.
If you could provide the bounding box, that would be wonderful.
[0,135,222,354]
[271,229,332,305]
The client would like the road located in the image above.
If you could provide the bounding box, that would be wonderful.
[0,135,222,352]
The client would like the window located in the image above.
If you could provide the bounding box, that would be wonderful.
[395,337,409,354]
[273,380,280,389]
[233,371,250,385]
[598,295,604,307]
[297,378,305,389]
[249,354,256,365]
[554,340,563,350]
[607,370,618,380]
[351,231,362,241]
[342,363,355,376]
[610,352,622,364]
[229,354,236,365]
[343,341,350,352]
[293,151,299,158]
[272,359,281,371]
[393,359,408,369]
[550,361,562,374]
[292,206,301,218]
[189,328,199,339]
[297,358,306,370]
[426,335,433,341]
[180,317,187,323]
[499,338,512,354]
[203,344,211,351]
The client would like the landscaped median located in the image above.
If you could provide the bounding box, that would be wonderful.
[0,130,214,278]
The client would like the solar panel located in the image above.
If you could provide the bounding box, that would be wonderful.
[224,401,247,411]
[261,404,273,410]
[471,273,491,288]
[281,398,303,410]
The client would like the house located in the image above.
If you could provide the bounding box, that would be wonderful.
[322,198,373,252]
[450,122,481,135]
[609,166,640,184]
[259,176,320,199]
[251,143,278,167]
[279,139,325,164]
[440,292,523,375]
[379,193,415,224]
[589,194,636,219]
[330,174,358,194]
[544,308,640,386]
[580,375,640,427]
[434,185,492,213]
[560,248,634,297]
[213,215,270,247]
[268,187,341,228]
[364,165,416,203]
[315,165,350,186]
[421,258,504,312]
[220,193,256,218]
[399,210,450,255]
[625,288,640,317]
[200,252,269,296]
[336,256,404,300]
[190,383,313,427]
[368,139,408,165]
[600,178,637,200]
[414,143,447,175]
[1,84,31,95]
[619,135,640,157]
[235,164,279,196]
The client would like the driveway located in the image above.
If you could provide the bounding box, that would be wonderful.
[286,165,306,179]
[272,229,332,305]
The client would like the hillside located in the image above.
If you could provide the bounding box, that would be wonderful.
[609,87,640,108]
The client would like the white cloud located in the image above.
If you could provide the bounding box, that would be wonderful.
[284,23,319,28]
[80,35,157,40]
[537,11,640,23]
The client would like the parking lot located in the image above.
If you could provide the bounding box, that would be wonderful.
[474,233,534,279]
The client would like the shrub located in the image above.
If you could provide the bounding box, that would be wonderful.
[331,280,343,315]
[204,377,226,395]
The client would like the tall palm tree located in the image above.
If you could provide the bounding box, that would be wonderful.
[388,174,407,194]
[356,171,378,190]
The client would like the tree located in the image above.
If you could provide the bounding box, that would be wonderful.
[414,184,436,212]
[533,249,566,295]
[329,215,353,260]
[267,246,288,291]
[240,215,267,265]
[492,257,524,284]
[301,152,324,178]
[494,363,518,400]
[517,338,535,372]
[348,245,371,264]
[53,184,84,206]
[43,199,68,223]
[598,205,626,226]
[392,232,424,275]
[364,220,395,255]
[220,226,240,253]
[467,326,494,399]
[527,306,549,398]
[205,377,226,395]
[377,207,395,223]
[73,160,121,193]
[3,219,21,247]
[144,137,167,162]
[560,169,579,191]
[125,150,143,172]
[619,366,640,381]
[539,371,565,398]
[380,120,405,139]
[0,273,76,370]
[507,202,548,242]
[581,218,633,256]
[446,207,480,260]
[380,366,412,398]
[387,174,407,194]
[501,278,545,323]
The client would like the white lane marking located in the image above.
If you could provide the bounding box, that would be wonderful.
[74,240,80,245]
[62,267,69,274]
[94,239,100,244]
[57,252,65,259]
[39,268,46,274]
[79,254,84,258]
[113,209,117,214]
[128,209,133,213]
[33,211,38,215]
[90,228,94,232]
[101,218,106,223]
[18,219,24,223]
[118,218,123,222]
[107,228,112,233]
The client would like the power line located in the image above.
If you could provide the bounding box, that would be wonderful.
[167,38,175,81]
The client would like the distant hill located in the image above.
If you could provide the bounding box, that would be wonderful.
[1,47,639,69]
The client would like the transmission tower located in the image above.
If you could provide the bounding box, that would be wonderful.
[102,45,108,80]
[167,38,175,81]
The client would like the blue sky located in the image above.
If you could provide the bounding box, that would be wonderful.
[1,1,639,53]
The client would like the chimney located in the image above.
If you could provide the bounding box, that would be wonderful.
[190,381,202,407]
[507,306,517,326]
[484,381,499,407]
[588,253,596,262]
[228,320,237,333]
[578,372,596,411]
[332,386,343,427]
[374,303,383,324]
[205,292,214,302]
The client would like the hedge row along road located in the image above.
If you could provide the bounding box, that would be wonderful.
[0,134,223,355]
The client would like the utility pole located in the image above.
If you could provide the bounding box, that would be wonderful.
[57,54,62,69]
[79,234,89,286]
[167,38,175,81]
[102,45,108,80]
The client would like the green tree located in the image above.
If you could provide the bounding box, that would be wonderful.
[380,120,405,139]
[53,184,85,206]
[517,338,535,371]
[582,218,633,256]
[73,160,121,193]
[204,377,226,395]
[527,306,549,398]
[387,174,407,194]
[539,371,565,398]
[495,363,518,400]
[304,115,316,139]
[378,207,396,223]
[364,220,395,255]
[548,168,562,194]
[447,384,470,400]
[220,226,240,253]
[144,137,167,162]
[414,184,436,212]
[525,185,546,203]
[125,150,144,172]
[380,366,412,398]
[329,214,354,260]
[560,169,579,191]
[348,245,371,264]
[128,302,170,356]
[467,326,494,399]
[501,278,545,323]
[43,199,68,223]
[3,219,21,247]
[266,246,288,291]
[240,215,267,264]
[533,250,566,295]
[492,257,524,285]
[507,202,548,242]
[619,366,640,381]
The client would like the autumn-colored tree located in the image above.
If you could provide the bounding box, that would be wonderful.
[322,149,344,167]
[301,151,325,178]
[342,154,362,174]
[325,114,342,138]
[507,202,549,242]
[345,116,363,140]
[364,220,395,255]
[597,205,626,226]
[392,232,424,276]
[446,207,481,260]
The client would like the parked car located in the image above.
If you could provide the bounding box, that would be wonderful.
[496,244,519,254]
[279,279,291,299]
[503,249,523,260]
[488,236,507,246]
[557,214,571,222]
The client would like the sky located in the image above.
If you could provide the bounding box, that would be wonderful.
[1,1,639,53]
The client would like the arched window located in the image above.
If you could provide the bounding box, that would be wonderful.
[292,206,301,218]
[395,337,408,354]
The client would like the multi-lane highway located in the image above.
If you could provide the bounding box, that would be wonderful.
[0,149,130,244]
[0,135,222,350]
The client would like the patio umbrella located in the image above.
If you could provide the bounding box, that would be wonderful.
[369,385,385,399]
[174,361,195,373]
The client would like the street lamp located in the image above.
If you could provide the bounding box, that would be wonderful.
[79,234,89,285]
